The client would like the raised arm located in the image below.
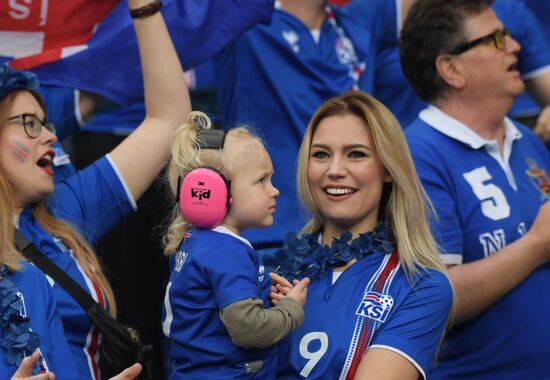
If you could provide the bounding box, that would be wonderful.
[109,0,190,200]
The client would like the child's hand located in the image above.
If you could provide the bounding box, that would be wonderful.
[270,273,293,290]
[286,277,310,306]
[269,273,294,305]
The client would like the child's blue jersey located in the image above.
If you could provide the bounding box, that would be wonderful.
[17,155,135,380]
[0,262,78,380]
[276,251,452,379]
[406,107,550,379]
[162,226,277,379]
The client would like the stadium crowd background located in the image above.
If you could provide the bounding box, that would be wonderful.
[1,0,549,378]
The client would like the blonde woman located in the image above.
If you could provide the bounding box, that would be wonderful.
[0,0,189,379]
[268,91,453,380]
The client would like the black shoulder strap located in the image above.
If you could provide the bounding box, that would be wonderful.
[14,229,97,313]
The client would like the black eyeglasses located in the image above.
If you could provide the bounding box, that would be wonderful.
[448,28,511,55]
[4,113,56,139]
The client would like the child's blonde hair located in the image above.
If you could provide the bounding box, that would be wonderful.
[163,111,264,254]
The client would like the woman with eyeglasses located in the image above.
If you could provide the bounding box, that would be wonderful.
[0,172,141,379]
[0,0,189,379]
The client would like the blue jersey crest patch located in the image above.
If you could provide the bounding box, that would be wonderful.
[355,291,394,323]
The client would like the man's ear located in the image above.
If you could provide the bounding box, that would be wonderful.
[435,55,466,90]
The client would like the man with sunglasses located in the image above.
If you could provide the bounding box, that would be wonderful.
[374,0,550,133]
[401,0,550,378]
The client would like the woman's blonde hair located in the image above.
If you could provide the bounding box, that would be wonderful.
[0,167,21,272]
[0,90,117,316]
[297,91,446,277]
[163,111,263,254]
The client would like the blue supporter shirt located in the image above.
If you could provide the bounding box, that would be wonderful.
[276,251,452,379]
[0,263,78,380]
[406,106,550,379]
[214,0,399,249]
[17,155,135,380]
[162,227,276,379]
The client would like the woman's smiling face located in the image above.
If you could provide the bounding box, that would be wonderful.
[307,113,390,237]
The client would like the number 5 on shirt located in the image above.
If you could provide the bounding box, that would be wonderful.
[463,166,510,221]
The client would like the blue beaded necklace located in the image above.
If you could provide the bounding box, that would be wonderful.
[264,223,395,282]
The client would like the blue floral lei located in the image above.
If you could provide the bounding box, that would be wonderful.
[264,223,395,282]
[0,265,40,366]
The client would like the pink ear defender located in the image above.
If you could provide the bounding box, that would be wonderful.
[177,167,232,228]
[176,129,232,229]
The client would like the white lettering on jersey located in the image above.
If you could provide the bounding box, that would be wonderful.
[479,229,506,257]
[162,282,173,337]
[174,251,188,273]
[463,166,510,221]
[517,222,527,236]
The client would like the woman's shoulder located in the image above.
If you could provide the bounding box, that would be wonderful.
[10,262,53,301]
[411,266,452,289]
[11,261,48,284]
[408,267,453,308]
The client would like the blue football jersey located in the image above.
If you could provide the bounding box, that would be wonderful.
[276,251,452,379]
[17,155,135,380]
[0,263,78,380]
[406,107,550,379]
[214,0,398,249]
[162,227,278,379]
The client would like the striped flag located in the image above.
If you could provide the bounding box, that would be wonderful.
[0,0,275,104]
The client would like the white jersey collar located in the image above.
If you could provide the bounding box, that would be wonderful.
[419,105,523,190]
[212,225,253,248]
[419,105,522,149]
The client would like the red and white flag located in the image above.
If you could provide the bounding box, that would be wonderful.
[0,0,118,69]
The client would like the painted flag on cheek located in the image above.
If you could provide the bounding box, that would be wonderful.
[0,0,275,104]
